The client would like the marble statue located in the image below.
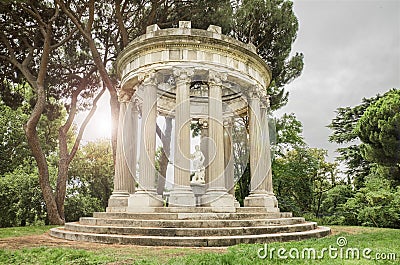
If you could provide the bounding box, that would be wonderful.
[191,145,205,184]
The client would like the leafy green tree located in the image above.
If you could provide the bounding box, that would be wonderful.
[342,174,400,228]
[319,184,355,225]
[67,140,114,217]
[1,1,105,224]
[272,113,306,154]
[0,102,29,175]
[273,147,337,216]
[232,117,250,206]
[0,166,47,227]
[232,0,304,110]
[356,89,400,183]
[328,95,381,188]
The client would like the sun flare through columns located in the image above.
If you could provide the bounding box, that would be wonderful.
[112,21,278,212]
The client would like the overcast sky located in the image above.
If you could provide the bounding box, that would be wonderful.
[79,0,400,162]
[275,0,400,160]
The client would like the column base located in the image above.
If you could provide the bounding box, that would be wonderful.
[127,190,163,213]
[169,187,196,207]
[244,193,279,212]
[201,189,236,212]
[106,191,129,212]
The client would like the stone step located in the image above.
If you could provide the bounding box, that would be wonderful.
[105,207,289,214]
[154,207,285,214]
[79,217,306,228]
[50,226,331,247]
[92,212,292,220]
[64,222,317,237]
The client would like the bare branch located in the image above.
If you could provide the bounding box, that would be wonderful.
[49,3,60,23]
[22,46,34,67]
[51,27,78,50]
[115,0,129,47]
[19,3,46,28]
[68,86,106,162]
[85,0,95,32]
[55,0,91,40]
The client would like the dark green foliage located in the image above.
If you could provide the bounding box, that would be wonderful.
[342,175,400,228]
[64,194,103,222]
[0,167,47,227]
[66,140,114,221]
[232,0,304,110]
[356,89,400,183]
[328,94,381,188]
[273,147,337,216]
[235,163,250,207]
[318,184,355,225]
[0,103,29,176]
[326,89,400,228]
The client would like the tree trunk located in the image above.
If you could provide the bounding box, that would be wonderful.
[110,92,119,163]
[24,84,64,225]
[55,128,69,221]
[157,117,172,195]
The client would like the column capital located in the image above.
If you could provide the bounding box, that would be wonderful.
[260,95,271,110]
[208,70,227,85]
[138,71,158,86]
[223,117,234,127]
[173,67,194,82]
[118,89,134,103]
[247,85,261,100]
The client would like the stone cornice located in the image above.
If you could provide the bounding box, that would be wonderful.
[117,31,271,88]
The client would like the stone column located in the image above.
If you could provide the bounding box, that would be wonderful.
[261,100,279,209]
[244,90,279,212]
[223,118,234,194]
[169,68,196,206]
[124,100,139,194]
[127,72,163,212]
[202,70,235,212]
[107,90,133,212]
[224,118,240,208]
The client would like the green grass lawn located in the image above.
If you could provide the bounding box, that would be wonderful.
[0,226,57,239]
[0,225,398,264]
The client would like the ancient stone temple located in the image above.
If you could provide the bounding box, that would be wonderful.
[50,22,330,246]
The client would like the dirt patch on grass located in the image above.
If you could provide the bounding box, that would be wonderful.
[329,226,378,235]
[0,232,227,258]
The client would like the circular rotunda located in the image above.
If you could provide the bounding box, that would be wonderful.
[50,22,330,246]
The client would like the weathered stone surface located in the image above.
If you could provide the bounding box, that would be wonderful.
[50,226,331,247]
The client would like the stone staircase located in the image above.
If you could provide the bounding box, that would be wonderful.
[50,207,330,247]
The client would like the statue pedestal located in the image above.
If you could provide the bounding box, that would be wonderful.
[190,182,206,206]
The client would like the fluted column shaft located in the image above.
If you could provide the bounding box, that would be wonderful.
[224,119,235,195]
[169,68,196,207]
[113,101,130,195]
[202,71,235,211]
[138,76,158,192]
[124,101,139,194]
[173,69,192,188]
[207,78,226,190]
[261,105,274,194]
[107,90,134,212]
[249,92,263,193]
